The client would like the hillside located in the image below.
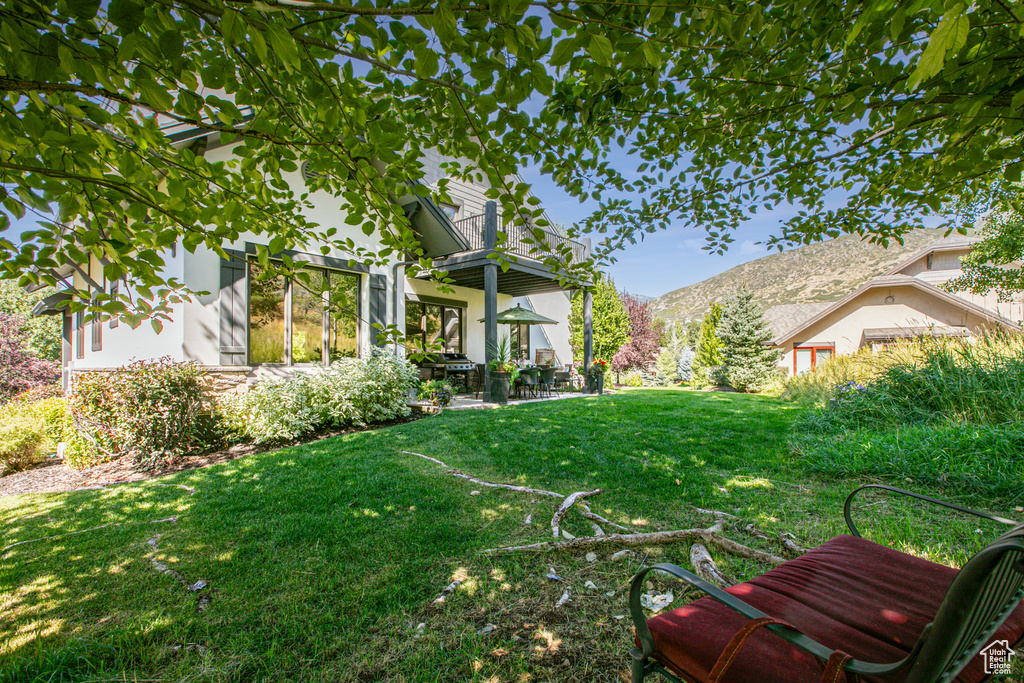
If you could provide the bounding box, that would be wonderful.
[652,229,948,322]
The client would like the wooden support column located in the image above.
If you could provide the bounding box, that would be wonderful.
[61,313,72,394]
[483,200,499,402]
[583,289,594,391]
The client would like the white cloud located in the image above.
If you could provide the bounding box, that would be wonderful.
[738,240,763,256]
[679,238,707,252]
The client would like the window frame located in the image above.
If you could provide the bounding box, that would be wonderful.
[247,262,362,367]
[793,343,835,375]
[404,297,465,355]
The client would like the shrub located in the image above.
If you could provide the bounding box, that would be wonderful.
[70,358,216,467]
[419,380,455,407]
[218,350,417,443]
[0,393,100,472]
[35,396,97,469]
[791,334,1024,497]
[621,370,644,387]
[0,312,59,403]
[219,376,318,443]
[0,414,44,472]
[780,341,925,405]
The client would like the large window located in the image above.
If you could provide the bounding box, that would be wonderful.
[405,300,462,355]
[249,264,359,365]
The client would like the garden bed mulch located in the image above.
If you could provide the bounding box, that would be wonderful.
[0,413,428,498]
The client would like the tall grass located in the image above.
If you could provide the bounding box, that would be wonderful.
[788,333,1024,499]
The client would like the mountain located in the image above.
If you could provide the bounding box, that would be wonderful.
[651,229,948,322]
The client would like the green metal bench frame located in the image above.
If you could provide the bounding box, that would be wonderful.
[628,485,1024,683]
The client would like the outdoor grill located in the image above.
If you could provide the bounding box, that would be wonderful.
[419,352,475,388]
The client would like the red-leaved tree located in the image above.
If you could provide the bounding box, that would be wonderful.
[0,313,59,403]
[611,294,663,374]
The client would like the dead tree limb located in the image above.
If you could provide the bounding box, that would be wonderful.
[690,543,732,587]
[551,489,602,538]
[694,507,738,521]
[402,451,564,499]
[579,505,631,532]
[1,517,178,556]
[483,528,785,566]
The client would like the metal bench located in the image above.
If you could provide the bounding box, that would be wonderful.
[628,485,1024,683]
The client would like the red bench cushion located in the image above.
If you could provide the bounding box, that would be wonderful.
[644,534,1024,683]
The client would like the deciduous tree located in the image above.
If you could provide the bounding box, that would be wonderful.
[569,273,630,365]
[0,282,61,360]
[611,293,662,374]
[0,313,59,402]
[3,0,1016,325]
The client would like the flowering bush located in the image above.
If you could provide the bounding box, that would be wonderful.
[0,394,95,473]
[70,358,216,467]
[0,313,59,403]
[218,350,417,443]
[419,380,455,407]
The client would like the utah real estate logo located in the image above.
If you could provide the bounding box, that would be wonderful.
[980,639,1016,675]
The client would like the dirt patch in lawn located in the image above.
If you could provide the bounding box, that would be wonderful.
[0,413,429,498]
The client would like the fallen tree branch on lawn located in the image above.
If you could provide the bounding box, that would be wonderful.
[551,489,601,538]
[694,507,738,521]
[1,516,178,556]
[690,543,732,587]
[482,528,786,566]
[401,451,564,499]
[578,506,631,532]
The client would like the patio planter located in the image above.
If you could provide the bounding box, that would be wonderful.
[586,373,604,394]
[490,371,511,404]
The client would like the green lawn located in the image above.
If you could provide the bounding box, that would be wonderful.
[0,389,1018,682]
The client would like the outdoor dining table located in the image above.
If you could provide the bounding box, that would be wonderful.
[513,366,557,398]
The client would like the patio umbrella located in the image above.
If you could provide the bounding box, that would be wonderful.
[478,304,559,325]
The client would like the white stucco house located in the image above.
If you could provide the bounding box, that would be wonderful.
[34,117,594,401]
[766,239,1022,375]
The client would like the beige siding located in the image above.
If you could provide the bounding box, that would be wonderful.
[776,283,1005,375]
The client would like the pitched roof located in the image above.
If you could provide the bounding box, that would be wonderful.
[770,274,1020,345]
[763,303,832,339]
[882,237,981,277]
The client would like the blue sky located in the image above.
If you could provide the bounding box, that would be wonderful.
[520,165,798,299]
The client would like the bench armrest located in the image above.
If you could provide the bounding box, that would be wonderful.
[843,484,1019,538]
[629,562,911,677]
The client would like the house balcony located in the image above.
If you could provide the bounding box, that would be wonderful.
[417,202,591,297]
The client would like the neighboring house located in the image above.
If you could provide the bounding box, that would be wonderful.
[766,240,1022,375]
[33,118,594,401]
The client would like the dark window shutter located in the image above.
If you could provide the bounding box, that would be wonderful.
[368,273,387,347]
[220,253,248,365]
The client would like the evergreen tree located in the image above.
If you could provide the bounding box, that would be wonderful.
[653,347,678,385]
[716,290,781,393]
[569,274,631,365]
[677,346,694,384]
[691,303,724,387]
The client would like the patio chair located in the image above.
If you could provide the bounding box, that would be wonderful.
[473,364,486,399]
[517,368,540,399]
[628,484,1024,683]
[553,365,573,393]
[539,367,557,397]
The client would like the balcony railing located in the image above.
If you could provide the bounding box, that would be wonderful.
[453,213,589,264]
